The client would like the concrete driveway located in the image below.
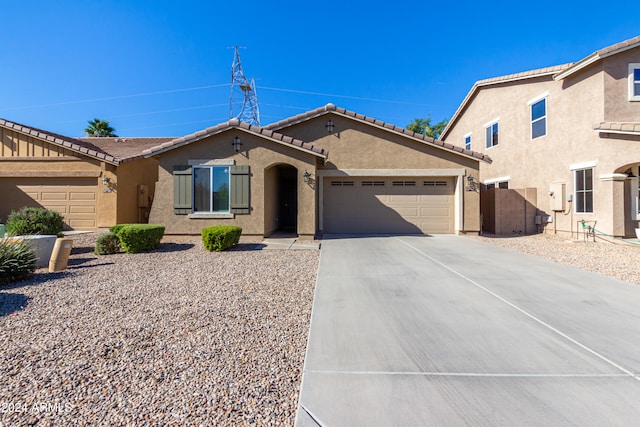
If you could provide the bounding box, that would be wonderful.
[296,235,640,426]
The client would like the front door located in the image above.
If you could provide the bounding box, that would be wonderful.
[279,166,298,232]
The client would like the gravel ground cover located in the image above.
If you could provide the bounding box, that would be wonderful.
[468,233,640,285]
[0,233,319,426]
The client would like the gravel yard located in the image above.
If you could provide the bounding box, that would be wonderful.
[468,232,640,285]
[2,231,639,426]
[0,233,319,426]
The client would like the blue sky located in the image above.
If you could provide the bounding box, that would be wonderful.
[0,1,637,138]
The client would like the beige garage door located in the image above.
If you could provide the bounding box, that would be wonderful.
[0,178,97,230]
[323,177,454,234]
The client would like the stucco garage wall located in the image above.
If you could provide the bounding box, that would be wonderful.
[277,115,483,233]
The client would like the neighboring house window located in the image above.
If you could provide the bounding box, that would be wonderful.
[575,168,593,213]
[629,63,640,101]
[531,98,546,139]
[193,166,230,213]
[485,121,499,148]
[464,133,472,150]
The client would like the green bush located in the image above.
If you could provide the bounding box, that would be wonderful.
[108,224,129,236]
[110,224,165,254]
[94,233,121,255]
[201,226,242,252]
[6,207,65,236]
[0,238,37,285]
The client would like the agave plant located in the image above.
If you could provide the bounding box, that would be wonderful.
[0,238,37,285]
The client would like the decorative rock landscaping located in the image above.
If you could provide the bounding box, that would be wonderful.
[0,233,319,426]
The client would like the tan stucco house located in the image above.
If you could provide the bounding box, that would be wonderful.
[441,35,640,238]
[0,118,167,229]
[144,104,490,238]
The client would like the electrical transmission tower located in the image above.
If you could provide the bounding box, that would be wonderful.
[229,46,260,126]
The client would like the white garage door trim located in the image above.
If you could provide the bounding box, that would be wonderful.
[317,169,465,233]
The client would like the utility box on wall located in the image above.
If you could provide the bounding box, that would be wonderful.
[550,182,565,212]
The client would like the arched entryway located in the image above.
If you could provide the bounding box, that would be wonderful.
[264,164,298,236]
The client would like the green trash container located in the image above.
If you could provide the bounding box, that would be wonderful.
[0,224,5,238]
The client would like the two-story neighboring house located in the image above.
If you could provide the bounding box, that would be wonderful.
[441,35,640,238]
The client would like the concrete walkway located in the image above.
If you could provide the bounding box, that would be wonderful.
[296,234,640,426]
[261,237,320,250]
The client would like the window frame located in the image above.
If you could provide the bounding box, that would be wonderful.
[629,63,640,101]
[528,93,548,140]
[484,119,499,149]
[192,165,231,214]
[464,132,472,150]
[574,168,594,214]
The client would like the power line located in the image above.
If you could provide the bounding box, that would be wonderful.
[118,117,229,133]
[256,85,439,107]
[0,83,231,112]
[109,103,228,119]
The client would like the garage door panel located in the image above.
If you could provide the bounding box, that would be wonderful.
[69,205,96,214]
[421,207,451,216]
[45,205,69,214]
[68,219,97,228]
[70,192,96,201]
[324,177,454,234]
[388,194,420,203]
[393,207,420,217]
[41,192,68,201]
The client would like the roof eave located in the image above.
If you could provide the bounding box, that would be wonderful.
[594,129,640,136]
[553,54,599,81]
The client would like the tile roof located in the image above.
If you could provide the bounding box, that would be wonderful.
[440,64,572,140]
[266,103,492,163]
[0,118,119,165]
[80,137,175,163]
[593,122,640,135]
[142,118,328,158]
[475,64,572,86]
[554,35,640,81]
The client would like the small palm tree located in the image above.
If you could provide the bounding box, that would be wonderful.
[84,118,117,137]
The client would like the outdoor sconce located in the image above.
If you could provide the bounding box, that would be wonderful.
[303,170,311,183]
[101,176,112,193]
[325,119,334,133]
[232,136,243,152]
[465,175,477,192]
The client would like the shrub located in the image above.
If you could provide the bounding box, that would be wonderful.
[0,238,37,285]
[110,224,165,254]
[108,224,129,236]
[6,207,65,236]
[94,233,121,255]
[201,225,242,252]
